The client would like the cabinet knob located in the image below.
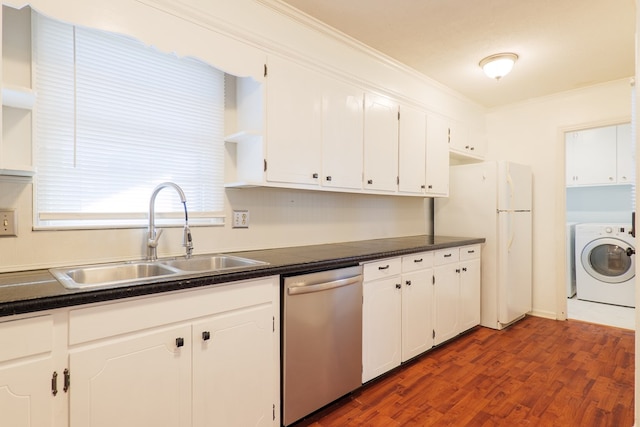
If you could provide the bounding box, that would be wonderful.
[609,176,614,181]
[367,179,373,185]
[428,185,433,189]
[395,283,402,289]
[405,280,412,286]
[462,267,467,272]
[421,184,426,189]
[176,337,185,348]
[312,173,319,179]
[326,176,332,181]
[455,268,461,273]
[202,331,211,341]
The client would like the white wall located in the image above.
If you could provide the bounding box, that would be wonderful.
[485,78,632,320]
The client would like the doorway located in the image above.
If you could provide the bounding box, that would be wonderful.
[564,123,635,329]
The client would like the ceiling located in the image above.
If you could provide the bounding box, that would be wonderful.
[278,0,636,108]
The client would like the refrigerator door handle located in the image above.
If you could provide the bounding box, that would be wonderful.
[506,171,514,208]
[508,213,515,251]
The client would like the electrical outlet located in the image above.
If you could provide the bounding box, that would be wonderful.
[0,209,17,237]
[232,210,249,228]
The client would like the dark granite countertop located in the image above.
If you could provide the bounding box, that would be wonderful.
[0,234,484,318]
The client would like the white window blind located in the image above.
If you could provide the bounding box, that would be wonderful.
[32,12,225,229]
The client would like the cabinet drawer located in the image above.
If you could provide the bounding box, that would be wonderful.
[363,258,401,281]
[0,315,53,363]
[401,252,434,272]
[460,244,481,261]
[434,248,459,266]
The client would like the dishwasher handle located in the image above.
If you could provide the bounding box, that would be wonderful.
[287,275,362,295]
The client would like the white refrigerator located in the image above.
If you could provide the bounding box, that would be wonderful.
[435,161,532,330]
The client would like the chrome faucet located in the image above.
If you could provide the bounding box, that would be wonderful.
[147,182,193,261]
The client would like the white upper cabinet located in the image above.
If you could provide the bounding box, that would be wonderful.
[363,93,399,192]
[425,114,450,196]
[265,56,322,186]
[616,123,633,184]
[398,105,426,194]
[565,125,619,186]
[1,6,35,178]
[321,78,364,190]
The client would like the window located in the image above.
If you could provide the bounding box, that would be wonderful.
[32,12,225,229]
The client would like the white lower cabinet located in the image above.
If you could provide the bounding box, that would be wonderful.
[192,304,274,427]
[459,246,481,332]
[433,245,481,345]
[362,252,435,383]
[70,324,193,427]
[361,258,402,383]
[400,252,434,361]
[0,315,56,427]
[68,276,280,427]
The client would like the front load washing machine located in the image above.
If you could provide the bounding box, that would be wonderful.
[575,223,635,307]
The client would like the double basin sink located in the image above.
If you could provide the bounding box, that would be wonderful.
[50,254,268,290]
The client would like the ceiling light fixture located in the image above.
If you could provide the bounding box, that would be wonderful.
[479,53,518,81]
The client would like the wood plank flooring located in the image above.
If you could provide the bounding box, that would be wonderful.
[291,316,634,427]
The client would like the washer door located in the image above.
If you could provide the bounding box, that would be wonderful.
[581,237,635,283]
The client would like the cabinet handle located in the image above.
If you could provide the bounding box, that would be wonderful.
[367,179,373,185]
[63,369,70,393]
[395,283,402,289]
[326,176,332,181]
[176,337,185,348]
[467,250,475,254]
[51,371,58,396]
[312,173,319,179]
[405,280,412,286]
[378,265,390,270]
[202,331,211,341]
[444,253,452,258]
[414,258,423,263]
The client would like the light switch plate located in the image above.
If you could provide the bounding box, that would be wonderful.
[232,210,249,228]
[0,209,17,237]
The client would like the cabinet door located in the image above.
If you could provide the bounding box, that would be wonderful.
[401,268,433,361]
[0,315,55,427]
[398,105,426,194]
[0,358,54,427]
[70,324,192,427]
[566,126,617,186]
[192,303,275,427]
[362,276,402,382]
[363,93,399,192]
[433,264,460,345]
[447,120,470,154]
[459,257,481,332]
[322,79,364,190]
[265,56,322,185]
[616,123,633,184]
[425,114,450,196]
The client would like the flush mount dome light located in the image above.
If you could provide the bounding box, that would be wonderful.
[479,53,518,80]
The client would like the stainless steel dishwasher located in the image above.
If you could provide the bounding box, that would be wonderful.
[282,265,363,426]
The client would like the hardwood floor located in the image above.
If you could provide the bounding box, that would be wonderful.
[291,316,634,427]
